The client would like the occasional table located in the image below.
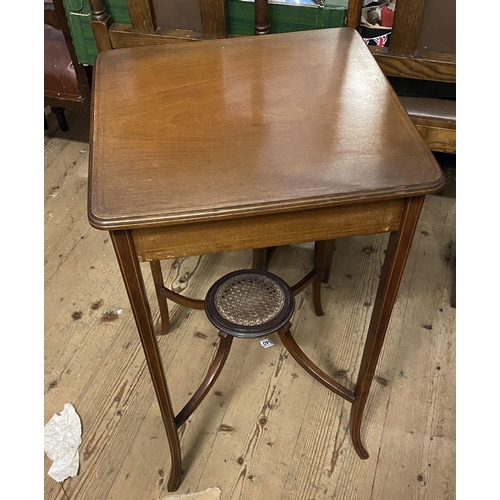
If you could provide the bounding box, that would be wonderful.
[88,28,444,491]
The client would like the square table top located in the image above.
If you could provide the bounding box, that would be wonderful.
[88,28,444,231]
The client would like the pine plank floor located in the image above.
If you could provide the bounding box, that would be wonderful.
[44,109,456,500]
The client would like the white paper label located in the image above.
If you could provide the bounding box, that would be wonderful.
[260,338,274,348]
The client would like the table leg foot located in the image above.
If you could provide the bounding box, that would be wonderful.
[349,403,369,459]
[167,469,182,492]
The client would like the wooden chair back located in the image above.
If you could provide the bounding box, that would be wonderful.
[347,0,455,85]
[89,0,364,51]
[89,0,227,51]
[88,0,455,82]
[44,0,91,111]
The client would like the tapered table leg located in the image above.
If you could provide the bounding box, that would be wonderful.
[349,196,425,459]
[110,230,182,491]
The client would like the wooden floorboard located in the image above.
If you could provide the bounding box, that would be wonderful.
[44,109,456,500]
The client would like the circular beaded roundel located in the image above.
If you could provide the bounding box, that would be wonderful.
[214,273,285,326]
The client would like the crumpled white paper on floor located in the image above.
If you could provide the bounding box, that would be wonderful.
[44,403,82,482]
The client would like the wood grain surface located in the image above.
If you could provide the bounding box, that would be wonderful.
[388,0,426,56]
[108,24,203,48]
[131,200,404,261]
[370,47,456,83]
[88,28,443,230]
[127,0,157,33]
[199,0,227,39]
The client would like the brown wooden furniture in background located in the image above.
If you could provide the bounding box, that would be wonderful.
[88,0,349,48]
[88,28,444,491]
[44,0,91,130]
[89,0,225,49]
[348,0,456,154]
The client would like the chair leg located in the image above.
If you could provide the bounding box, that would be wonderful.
[150,260,170,335]
[312,241,325,316]
[51,106,68,131]
[322,239,336,283]
[252,247,275,270]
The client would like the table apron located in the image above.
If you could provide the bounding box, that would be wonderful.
[131,199,405,262]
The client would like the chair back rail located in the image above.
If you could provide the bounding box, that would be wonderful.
[87,0,455,153]
[88,0,454,75]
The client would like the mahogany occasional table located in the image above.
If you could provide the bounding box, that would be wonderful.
[88,28,444,491]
